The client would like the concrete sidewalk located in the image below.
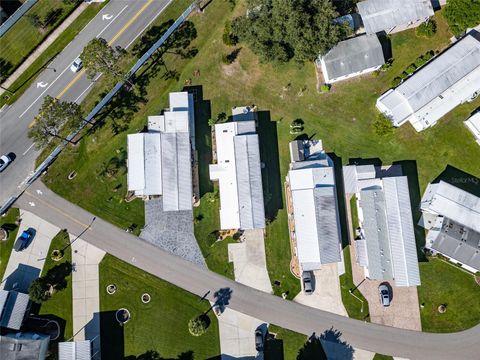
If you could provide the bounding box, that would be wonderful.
[71,237,105,359]
[0,2,89,96]
[1,210,59,292]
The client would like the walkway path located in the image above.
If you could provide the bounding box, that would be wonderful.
[14,181,480,360]
[1,210,58,292]
[71,237,105,360]
[0,2,89,96]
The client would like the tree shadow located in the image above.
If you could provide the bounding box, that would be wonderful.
[211,287,232,314]
[43,8,64,28]
[44,261,72,291]
[392,160,426,261]
[432,165,480,198]
[319,328,354,360]
[328,152,349,249]
[0,58,13,82]
[184,85,213,196]
[296,332,328,360]
[99,148,128,178]
[257,111,283,220]
[100,310,125,359]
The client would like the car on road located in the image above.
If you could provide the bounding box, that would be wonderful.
[70,58,83,73]
[0,154,13,172]
[14,228,35,252]
[302,271,313,295]
[379,284,391,307]
[255,328,264,352]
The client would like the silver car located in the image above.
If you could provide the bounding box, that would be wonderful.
[70,58,83,73]
[0,154,12,172]
[302,271,313,295]
[379,284,391,307]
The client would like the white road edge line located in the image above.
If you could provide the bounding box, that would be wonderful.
[74,73,102,103]
[22,143,36,156]
[97,5,128,39]
[18,5,129,119]
[124,0,173,49]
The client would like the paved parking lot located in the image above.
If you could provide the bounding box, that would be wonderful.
[1,210,58,292]
[350,245,421,331]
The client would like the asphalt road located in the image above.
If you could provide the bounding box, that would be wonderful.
[15,181,480,360]
[0,0,172,204]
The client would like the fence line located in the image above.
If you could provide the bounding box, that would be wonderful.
[0,0,38,37]
[1,2,197,215]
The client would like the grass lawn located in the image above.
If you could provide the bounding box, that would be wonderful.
[99,254,220,359]
[0,208,20,280]
[339,247,369,321]
[41,0,480,332]
[0,1,107,107]
[38,229,73,340]
[350,195,359,231]
[0,0,79,81]
[418,257,480,332]
[373,354,394,360]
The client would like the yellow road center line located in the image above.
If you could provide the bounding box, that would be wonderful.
[50,0,154,105]
[25,190,92,229]
[108,0,153,46]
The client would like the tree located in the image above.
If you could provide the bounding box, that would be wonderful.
[29,277,52,303]
[188,315,210,336]
[80,38,126,83]
[443,0,480,36]
[27,13,44,29]
[231,0,347,63]
[416,20,437,38]
[373,113,394,137]
[28,95,84,148]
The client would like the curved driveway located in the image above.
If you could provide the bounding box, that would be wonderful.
[15,181,480,360]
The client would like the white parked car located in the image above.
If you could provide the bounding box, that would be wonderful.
[0,154,13,172]
[70,58,83,73]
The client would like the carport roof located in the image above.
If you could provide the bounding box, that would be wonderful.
[0,291,30,330]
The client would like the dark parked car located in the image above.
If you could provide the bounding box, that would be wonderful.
[14,229,35,252]
[255,328,264,352]
[302,271,313,295]
[378,284,391,307]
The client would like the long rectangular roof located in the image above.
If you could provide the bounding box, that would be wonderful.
[357,0,434,34]
[210,118,265,230]
[431,218,480,272]
[321,35,385,81]
[377,33,480,128]
[289,165,341,271]
[0,291,29,330]
[422,181,480,233]
[58,341,91,360]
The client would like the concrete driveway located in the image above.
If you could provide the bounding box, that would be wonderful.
[350,245,421,331]
[1,210,59,292]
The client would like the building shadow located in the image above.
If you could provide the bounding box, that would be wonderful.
[377,31,393,62]
[296,332,328,360]
[319,328,353,360]
[183,85,213,196]
[2,263,40,293]
[100,311,125,360]
[432,165,480,198]
[328,153,349,249]
[24,314,66,342]
[257,111,283,220]
[124,350,195,359]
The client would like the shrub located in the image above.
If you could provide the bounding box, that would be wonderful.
[405,64,417,75]
[188,315,210,336]
[29,278,52,303]
[423,50,434,61]
[320,84,330,93]
[414,56,427,68]
[373,114,394,136]
[221,54,230,64]
[222,20,238,46]
[416,20,437,38]
[391,77,402,88]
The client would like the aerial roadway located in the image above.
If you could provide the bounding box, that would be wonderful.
[16,181,480,360]
[0,0,172,205]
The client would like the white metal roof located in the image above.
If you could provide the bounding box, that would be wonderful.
[357,0,434,34]
[465,112,480,142]
[0,291,29,330]
[383,177,421,286]
[422,181,480,232]
[210,118,265,230]
[127,92,194,210]
[289,164,341,271]
[58,341,91,360]
[377,33,480,130]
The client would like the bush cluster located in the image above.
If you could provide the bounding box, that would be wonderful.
[390,50,435,87]
[416,20,437,38]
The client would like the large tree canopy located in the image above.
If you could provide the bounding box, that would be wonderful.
[80,37,125,82]
[231,0,347,63]
[444,0,480,36]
